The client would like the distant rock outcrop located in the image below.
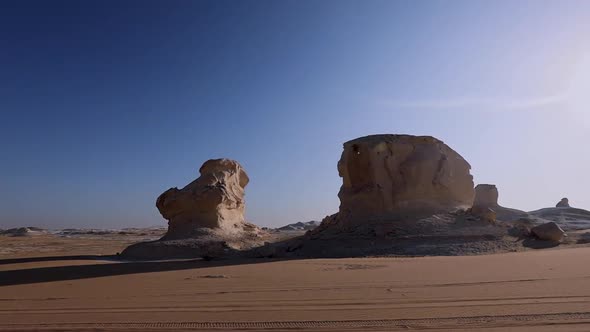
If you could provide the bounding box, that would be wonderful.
[333,134,475,225]
[556,198,570,208]
[0,227,46,237]
[278,221,320,231]
[122,159,267,259]
[528,206,590,231]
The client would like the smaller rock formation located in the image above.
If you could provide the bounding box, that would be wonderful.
[122,158,266,259]
[278,221,320,231]
[473,184,499,208]
[470,184,527,222]
[531,222,566,242]
[556,198,570,208]
[157,158,250,239]
[471,184,499,223]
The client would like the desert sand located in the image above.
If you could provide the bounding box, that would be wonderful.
[1,235,590,331]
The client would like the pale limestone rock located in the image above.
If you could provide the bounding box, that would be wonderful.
[471,184,499,223]
[471,184,527,222]
[157,158,250,239]
[122,158,267,259]
[336,134,474,223]
[556,198,570,208]
[473,184,499,208]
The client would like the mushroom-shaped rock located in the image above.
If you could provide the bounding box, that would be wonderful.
[531,222,566,242]
[122,159,267,259]
[556,198,570,208]
[157,158,250,240]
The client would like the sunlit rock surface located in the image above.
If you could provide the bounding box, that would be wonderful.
[122,159,266,259]
[335,134,475,225]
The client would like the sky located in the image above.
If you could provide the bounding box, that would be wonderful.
[1,0,589,229]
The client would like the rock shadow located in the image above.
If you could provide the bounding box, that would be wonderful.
[0,256,286,287]
[522,238,560,249]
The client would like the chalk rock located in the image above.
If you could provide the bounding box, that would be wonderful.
[336,134,474,222]
[157,158,250,240]
[122,158,268,259]
[471,184,499,223]
[556,198,570,208]
[470,184,528,222]
[473,184,499,208]
[531,222,566,242]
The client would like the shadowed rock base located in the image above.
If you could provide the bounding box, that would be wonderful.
[122,224,268,259]
[250,211,526,258]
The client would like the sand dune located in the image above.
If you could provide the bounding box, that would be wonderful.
[1,248,590,331]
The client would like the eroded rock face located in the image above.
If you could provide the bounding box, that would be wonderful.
[556,198,570,208]
[336,134,474,222]
[122,158,267,259]
[157,158,250,240]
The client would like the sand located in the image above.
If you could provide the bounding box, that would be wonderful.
[0,232,163,258]
[1,242,590,331]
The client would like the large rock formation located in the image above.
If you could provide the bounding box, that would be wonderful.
[556,198,570,208]
[122,158,266,259]
[269,134,533,257]
[335,134,475,223]
[157,158,250,239]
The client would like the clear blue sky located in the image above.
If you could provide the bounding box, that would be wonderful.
[1,0,589,229]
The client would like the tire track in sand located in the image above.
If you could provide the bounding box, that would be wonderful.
[1,312,590,330]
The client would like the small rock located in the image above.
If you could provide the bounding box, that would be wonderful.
[531,222,566,242]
